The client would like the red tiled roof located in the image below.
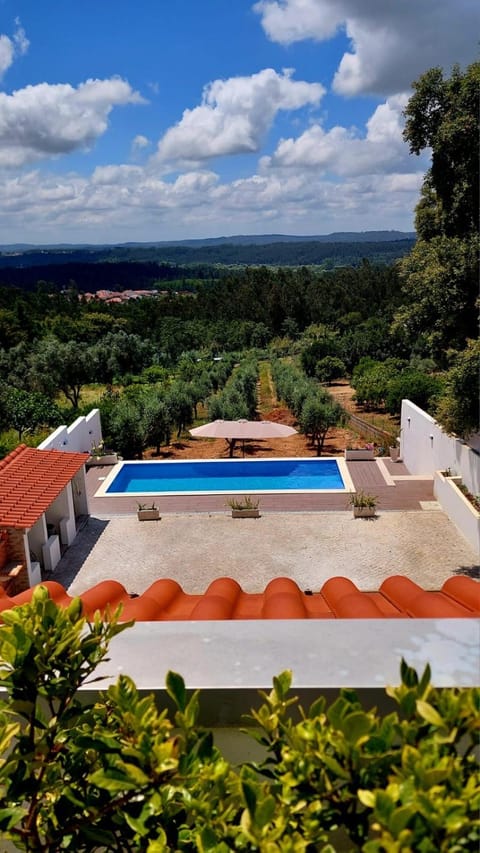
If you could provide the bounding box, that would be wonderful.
[0,445,89,529]
[1,575,478,620]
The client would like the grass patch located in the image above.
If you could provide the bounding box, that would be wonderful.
[258,361,276,414]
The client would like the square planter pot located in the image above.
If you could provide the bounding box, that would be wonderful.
[231,509,260,518]
[353,506,376,518]
[87,453,119,466]
[137,509,161,521]
[389,447,400,462]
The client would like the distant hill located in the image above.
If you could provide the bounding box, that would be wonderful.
[118,230,415,248]
[0,230,415,254]
[0,240,415,294]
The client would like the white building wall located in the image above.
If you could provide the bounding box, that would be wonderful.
[401,400,480,495]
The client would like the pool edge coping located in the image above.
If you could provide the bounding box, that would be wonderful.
[94,456,356,499]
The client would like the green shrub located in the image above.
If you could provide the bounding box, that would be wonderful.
[0,589,478,851]
[384,370,443,415]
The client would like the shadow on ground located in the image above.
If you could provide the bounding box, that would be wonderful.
[454,565,480,579]
[46,518,110,589]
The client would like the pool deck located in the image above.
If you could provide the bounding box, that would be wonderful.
[87,457,436,515]
[46,456,479,597]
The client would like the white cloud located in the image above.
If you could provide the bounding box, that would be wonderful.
[0,19,29,79]
[0,78,145,167]
[261,94,419,177]
[13,18,29,56]
[0,84,425,242]
[91,164,144,185]
[254,0,340,43]
[131,134,150,156]
[133,134,149,148]
[0,146,421,244]
[0,36,14,78]
[155,68,324,164]
[365,94,408,144]
[254,0,479,95]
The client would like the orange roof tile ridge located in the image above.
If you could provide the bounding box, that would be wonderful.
[441,576,480,613]
[0,444,28,473]
[1,577,480,622]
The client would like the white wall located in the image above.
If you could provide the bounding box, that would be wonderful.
[401,400,480,495]
[39,409,102,453]
[434,472,480,553]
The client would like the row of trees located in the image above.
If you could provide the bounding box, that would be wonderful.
[272,359,344,455]
[99,357,239,459]
[206,359,259,456]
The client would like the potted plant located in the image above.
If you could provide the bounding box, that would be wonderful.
[385,431,401,462]
[344,443,375,461]
[87,441,120,466]
[136,502,161,521]
[348,490,378,518]
[227,496,260,518]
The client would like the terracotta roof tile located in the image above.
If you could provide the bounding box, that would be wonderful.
[0,576,478,621]
[0,445,89,529]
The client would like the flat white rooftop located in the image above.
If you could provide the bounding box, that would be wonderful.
[81,619,480,724]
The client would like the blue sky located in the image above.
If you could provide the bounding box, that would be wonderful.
[0,0,478,244]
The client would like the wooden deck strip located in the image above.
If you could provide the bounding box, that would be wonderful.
[86,458,436,516]
[346,460,386,487]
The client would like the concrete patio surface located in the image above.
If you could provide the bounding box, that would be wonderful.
[53,509,479,597]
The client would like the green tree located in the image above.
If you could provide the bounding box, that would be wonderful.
[0,307,27,349]
[394,235,479,361]
[403,62,480,238]
[165,384,194,438]
[352,360,403,410]
[107,395,146,459]
[434,339,480,437]
[0,387,60,440]
[315,355,346,385]
[142,391,173,453]
[299,395,343,455]
[92,331,153,384]
[396,62,480,364]
[384,370,443,416]
[30,339,93,409]
[300,325,340,376]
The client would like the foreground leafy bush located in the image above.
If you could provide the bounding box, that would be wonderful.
[0,588,478,851]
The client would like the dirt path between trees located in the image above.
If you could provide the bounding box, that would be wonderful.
[143,379,393,461]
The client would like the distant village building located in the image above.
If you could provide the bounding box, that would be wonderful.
[82,289,161,304]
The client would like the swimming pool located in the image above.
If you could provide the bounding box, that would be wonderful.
[97,457,353,497]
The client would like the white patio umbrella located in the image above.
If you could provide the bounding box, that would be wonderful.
[189,419,297,456]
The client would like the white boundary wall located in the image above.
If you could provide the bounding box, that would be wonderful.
[401,400,480,554]
[38,409,102,454]
[401,400,480,495]
[434,472,480,554]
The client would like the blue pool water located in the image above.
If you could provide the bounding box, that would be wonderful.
[104,458,346,495]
